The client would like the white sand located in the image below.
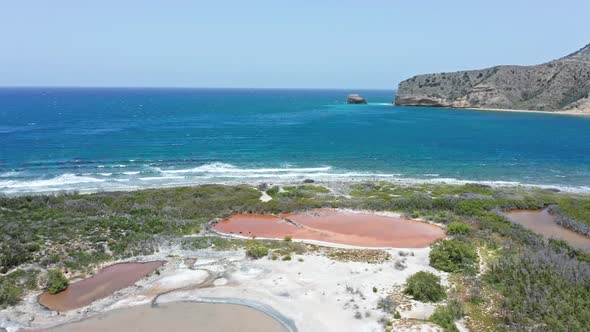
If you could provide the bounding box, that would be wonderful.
[259,190,273,202]
[1,246,447,332]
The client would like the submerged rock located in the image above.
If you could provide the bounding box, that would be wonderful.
[347,94,368,104]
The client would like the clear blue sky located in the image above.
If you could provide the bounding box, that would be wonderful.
[1,0,588,89]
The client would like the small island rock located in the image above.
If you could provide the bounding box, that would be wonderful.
[347,94,368,104]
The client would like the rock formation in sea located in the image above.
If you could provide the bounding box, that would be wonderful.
[394,43,590,113]
[347,94,368,104]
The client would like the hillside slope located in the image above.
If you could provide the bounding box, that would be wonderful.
[394,43,590,113]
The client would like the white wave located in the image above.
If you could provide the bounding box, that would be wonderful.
[157,162,332,174]
[139,176,185,181]
[1,162,589,196]
[0,171,20,178]
[0,174,105,189]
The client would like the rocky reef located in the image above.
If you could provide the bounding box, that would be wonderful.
[347,94,367,104]
[394,43,590,113]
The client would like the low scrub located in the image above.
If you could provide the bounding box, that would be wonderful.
[429,239,478,273]
[430,300,463,332]
[404,271,446,302]
[486,248,590,330]
[246,243,269,259]
[446,222,471,235]
[45,269,68,294]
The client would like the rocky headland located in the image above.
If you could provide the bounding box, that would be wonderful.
[394,43,590,114]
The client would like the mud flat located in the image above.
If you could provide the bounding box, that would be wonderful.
[504,209,590,251]
[38,261,165,311]
[214,208,445,248]
[43,301,287,332]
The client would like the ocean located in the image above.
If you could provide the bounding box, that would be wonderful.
[1,87,590,195]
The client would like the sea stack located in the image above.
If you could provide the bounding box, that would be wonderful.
[347,94,368,104]
[394,42,590,113]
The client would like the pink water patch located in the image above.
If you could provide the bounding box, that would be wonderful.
[39,261,165,311]
[505,209,590,251]
[214,209,445,248]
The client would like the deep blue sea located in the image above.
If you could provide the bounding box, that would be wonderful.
[2,87,590,195]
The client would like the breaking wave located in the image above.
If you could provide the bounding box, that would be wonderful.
[1,162,589,195]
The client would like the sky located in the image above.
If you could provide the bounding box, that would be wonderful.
[0,0,588,89]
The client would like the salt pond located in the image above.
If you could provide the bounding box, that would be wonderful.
[214,208,445,248]
[39,261,165,311]
[505,209,590,251]
[44,301,288,332]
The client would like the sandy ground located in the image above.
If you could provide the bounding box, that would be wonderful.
[0,244,448,332]
[460,106,590,116]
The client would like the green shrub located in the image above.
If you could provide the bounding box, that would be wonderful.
[447,222,471,235]
[430,300,463,331]
[46,270,68,294]
[453,199,494,216]
[246,243,269,259]
[404,271,446,302]
[266,186,279,197]
[429,239,477,273]
[283,236,292,242]
[0,269,39,308]
[0,282,20,308]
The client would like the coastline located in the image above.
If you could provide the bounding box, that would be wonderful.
[461,106,590,116]
[393,103,590,116]
[2,176,588,198]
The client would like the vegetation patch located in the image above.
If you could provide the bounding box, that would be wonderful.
[246,243,269,259]
[181,236,244,251]
[429,239,478,273]
[45,269,69,294]
[327,249,390,264]
[0,269,39,309]
[404,271,446,302]
[486,247,590,331]
[430,300,463,332]
[446,222,471,235]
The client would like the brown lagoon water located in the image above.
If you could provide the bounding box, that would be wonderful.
[505,209,590,251]
[44,302,288,332]
[39,261,165,311]
[214,208,445,248]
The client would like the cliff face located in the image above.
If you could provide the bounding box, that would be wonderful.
[394,43,590,112]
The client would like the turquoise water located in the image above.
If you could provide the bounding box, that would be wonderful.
[1,88,590,195]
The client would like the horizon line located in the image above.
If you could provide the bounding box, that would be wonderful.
[0,85,395,91]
